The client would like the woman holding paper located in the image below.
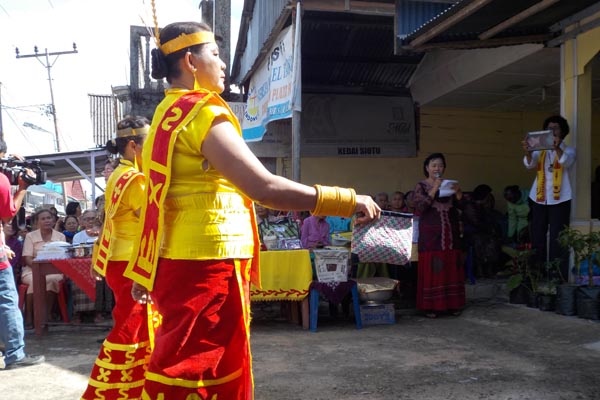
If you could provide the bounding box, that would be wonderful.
[412,152,466,318]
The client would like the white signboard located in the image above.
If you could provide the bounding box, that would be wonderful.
[242,26,295,142]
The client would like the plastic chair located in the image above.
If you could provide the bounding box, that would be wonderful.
[57,280,69,323]
[309,281,362,332]
[17,284,28,313]
[18,282,69,323]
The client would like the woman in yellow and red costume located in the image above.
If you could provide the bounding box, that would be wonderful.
[81,116,152,400]
[124,21,381,399]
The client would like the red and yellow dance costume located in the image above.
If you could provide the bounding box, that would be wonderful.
[124,87,358,399]
[81,160,154,400]
[125,89,261,400]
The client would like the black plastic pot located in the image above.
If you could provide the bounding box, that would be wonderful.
[537,294,556,311]
[526,292,538,308]
[509,284,529,305]
[576,286,600,320]
[555,284,577,316]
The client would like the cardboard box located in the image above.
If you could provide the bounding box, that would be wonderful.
[313,249,349,282]
[359,303,395,326]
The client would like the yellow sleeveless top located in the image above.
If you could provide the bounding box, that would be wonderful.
[106,161,144,260]
[147,88,255,260]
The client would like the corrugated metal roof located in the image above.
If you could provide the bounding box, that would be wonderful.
[396,0,455,38]
[402,0,600,49]
[301,12,421,91]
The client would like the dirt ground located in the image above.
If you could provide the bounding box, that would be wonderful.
[2,292,600,400]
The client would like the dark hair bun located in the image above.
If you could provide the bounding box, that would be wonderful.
[151,48,168,80]
[105,139,119,155]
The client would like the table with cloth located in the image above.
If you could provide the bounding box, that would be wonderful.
[32,258,96,336]
[251,249,313,329]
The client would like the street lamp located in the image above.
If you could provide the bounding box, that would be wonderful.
[23,121,58,152]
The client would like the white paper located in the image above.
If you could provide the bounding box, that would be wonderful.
[439,179,458,197]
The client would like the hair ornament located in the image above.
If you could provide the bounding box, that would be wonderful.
[160,31,216,56]
[116,126,150,138]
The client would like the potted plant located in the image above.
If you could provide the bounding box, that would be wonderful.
[505,246,536,305]
[535,259,560,312]
[557,226,600,319]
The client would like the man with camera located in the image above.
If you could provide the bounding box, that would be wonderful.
[0,139,45,369]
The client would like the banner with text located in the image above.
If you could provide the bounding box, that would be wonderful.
[300,94,417,157]
[242,26,295,142]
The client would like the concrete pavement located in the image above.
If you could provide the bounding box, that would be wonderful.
[1,280,600,400]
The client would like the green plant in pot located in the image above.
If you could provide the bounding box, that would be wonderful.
[505,247,536,305]
[536,259,560,312]
[557,226,600,319]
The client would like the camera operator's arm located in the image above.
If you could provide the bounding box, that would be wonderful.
[0,172,29,225]
[3,176,29,224]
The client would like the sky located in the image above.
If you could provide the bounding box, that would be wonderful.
[0,0,244,157]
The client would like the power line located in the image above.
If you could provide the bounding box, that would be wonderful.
[15,44,78,152]
[3,107,43,153]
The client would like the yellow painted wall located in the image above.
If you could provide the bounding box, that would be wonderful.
[297,107,600,213]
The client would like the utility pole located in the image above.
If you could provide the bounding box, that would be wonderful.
[15,44,78,153]
[0,82,4,141]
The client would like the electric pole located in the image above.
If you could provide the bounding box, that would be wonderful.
[15,44,78,153]
[0,82,4,141]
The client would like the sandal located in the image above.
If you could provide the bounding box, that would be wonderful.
[425,313,437,319]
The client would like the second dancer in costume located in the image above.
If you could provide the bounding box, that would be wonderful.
[81,116,153,400]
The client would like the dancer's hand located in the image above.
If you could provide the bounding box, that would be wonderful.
[131,282,151,304]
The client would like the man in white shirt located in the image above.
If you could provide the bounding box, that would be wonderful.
[522,115,576,280]
[72,209,100,245]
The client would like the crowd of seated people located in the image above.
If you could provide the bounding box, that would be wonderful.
[16,200,116,327]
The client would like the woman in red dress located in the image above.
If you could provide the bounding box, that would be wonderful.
[412,153,466,318]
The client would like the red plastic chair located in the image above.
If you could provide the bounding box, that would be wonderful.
[17,281,69,323]
[57,279,69,323]
[17,283,28,313]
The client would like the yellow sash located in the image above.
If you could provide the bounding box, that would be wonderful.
[93,161,142,276]
[536,150,563,202]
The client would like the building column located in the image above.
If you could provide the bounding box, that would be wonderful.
[560,26,600,223]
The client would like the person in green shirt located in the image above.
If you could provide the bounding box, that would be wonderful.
[503,185,530,244]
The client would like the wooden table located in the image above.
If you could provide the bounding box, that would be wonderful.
[251,249,313,329]
[32,258,95,336]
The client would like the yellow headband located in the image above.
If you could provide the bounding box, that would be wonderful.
[159,31,215,56]
[116,126,150,138]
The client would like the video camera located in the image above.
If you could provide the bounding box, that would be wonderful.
[0,157,54,186]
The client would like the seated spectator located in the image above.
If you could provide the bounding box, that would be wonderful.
[301,215,330,249]
[62,215,79,244]
[503,185,530,245]
[389,191,408,213]
[55,201,82,232]
[71,209,101,323]
[375,192,390,211]
[325,216,351,234]
[463,184,504,278]
[21,208,66,327]
[404,190,416,214]
[3,218,23,287]
[72,210,100,245]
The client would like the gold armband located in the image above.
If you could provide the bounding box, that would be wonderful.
[311,185,356,218]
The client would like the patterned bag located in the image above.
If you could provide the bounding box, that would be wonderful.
[351,211,413,265]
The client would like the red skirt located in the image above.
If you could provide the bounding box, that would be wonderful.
[81,260,152,400]
[141,258,253,400]
[416,249,466,312]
